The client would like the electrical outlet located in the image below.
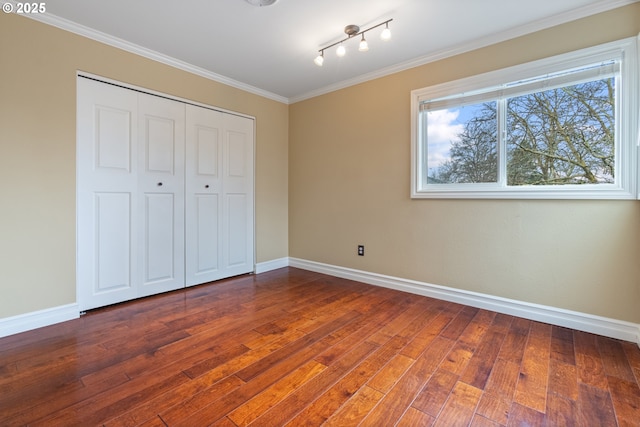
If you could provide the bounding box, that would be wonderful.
[357,245,364,256]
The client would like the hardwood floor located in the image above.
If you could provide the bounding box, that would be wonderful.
[1,267,639,426]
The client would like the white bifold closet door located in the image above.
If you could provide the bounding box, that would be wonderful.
[77,77,254,312]
[137,94,185,297]
[185,105,254,286]
[77,78,185,311]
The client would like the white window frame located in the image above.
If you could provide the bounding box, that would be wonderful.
[411,36,639,200]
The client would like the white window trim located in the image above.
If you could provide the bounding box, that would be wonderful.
[410,35,640,200]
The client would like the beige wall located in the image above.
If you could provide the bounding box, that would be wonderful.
[0,13,289,318]
[289,4,640,323]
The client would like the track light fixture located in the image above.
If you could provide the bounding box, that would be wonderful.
[381,22,391,41]
[313,51,324,66]
[314,18,392,66]
[358,33,369,52]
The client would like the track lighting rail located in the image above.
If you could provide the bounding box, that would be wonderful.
[314,18,393,66]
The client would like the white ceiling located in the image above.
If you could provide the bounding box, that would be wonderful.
[30,0,635,103]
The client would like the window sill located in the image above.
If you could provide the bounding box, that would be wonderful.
[411,185,636,200]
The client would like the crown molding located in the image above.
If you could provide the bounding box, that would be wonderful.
[16,8,289,104]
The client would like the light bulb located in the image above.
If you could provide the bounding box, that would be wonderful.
[359,34,369,52]
[381,25,391,41]
[314,53,324,66]
[336,44,346,57]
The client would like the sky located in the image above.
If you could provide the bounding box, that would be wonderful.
[426,109,462,173]
[426,104,487,174]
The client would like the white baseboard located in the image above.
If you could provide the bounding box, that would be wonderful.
[289,257,640,346]
[3,260,638,348]
[255,257,290,274]
[0,303,79,339]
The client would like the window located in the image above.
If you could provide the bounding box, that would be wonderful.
[411,37,639,199]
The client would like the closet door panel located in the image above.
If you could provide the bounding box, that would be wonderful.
[221,114,255,276]
[77,78,139,311]
[138,94,185,296]
[95,192,132,291]
[185,105,224,285]
[143,193,176,283]
[95,108,131,171]
[195,194,220,273]
[226,194,248,267]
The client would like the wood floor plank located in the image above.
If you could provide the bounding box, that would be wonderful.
[31,372,192,427]
[359,336,455,426]
[483,358,520,401]
[159,339,332,426]
[606,375,640,426]
[622,341,640,386]
[574,331,610,390]
[456,310,496,351]
[209,416,238,427]
[365,296,438,346]
[490,313,514,335]
[399,310,456,360]
[395,298,445,341]
[597,336,637,382]
[245,341,379,426]
[176,328,307,388]
[0,379,87,424]
[622,341,640,370]
[175,342,251,380]
[1,267,638,426]
[366,353,415,394]
[323,385,384,427]
[497,323,529,365]
[136,415,170,427]
[550,325,576,365]
[438,341,474,375]
[546,393,578,427]
[106,374,244,427]
[470,414,502,427]
[411,368,459,417]
[475,359,520,425]
[476,392,511,426]
[164,309,370,426]
[548,358,578,400]
[439,305,479,341]
[234,310,362,382]
[576,383,618,426]
[513,324,551,413]
[312,297,412,366]
[140,308,285,376]
[397,407,435,427]
[227,360,326,427]
[506,403,546,427]
[432,381,483,427]
[283,336,409,426]
[460,329,506,390]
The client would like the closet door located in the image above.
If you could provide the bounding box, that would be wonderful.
[222,113,255,278]
[137,94,185,296]
[78,77,254,310]
[185,105,254,286]
[185,105,223,285]
[77,78,140,310]
[77,78,186,311]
